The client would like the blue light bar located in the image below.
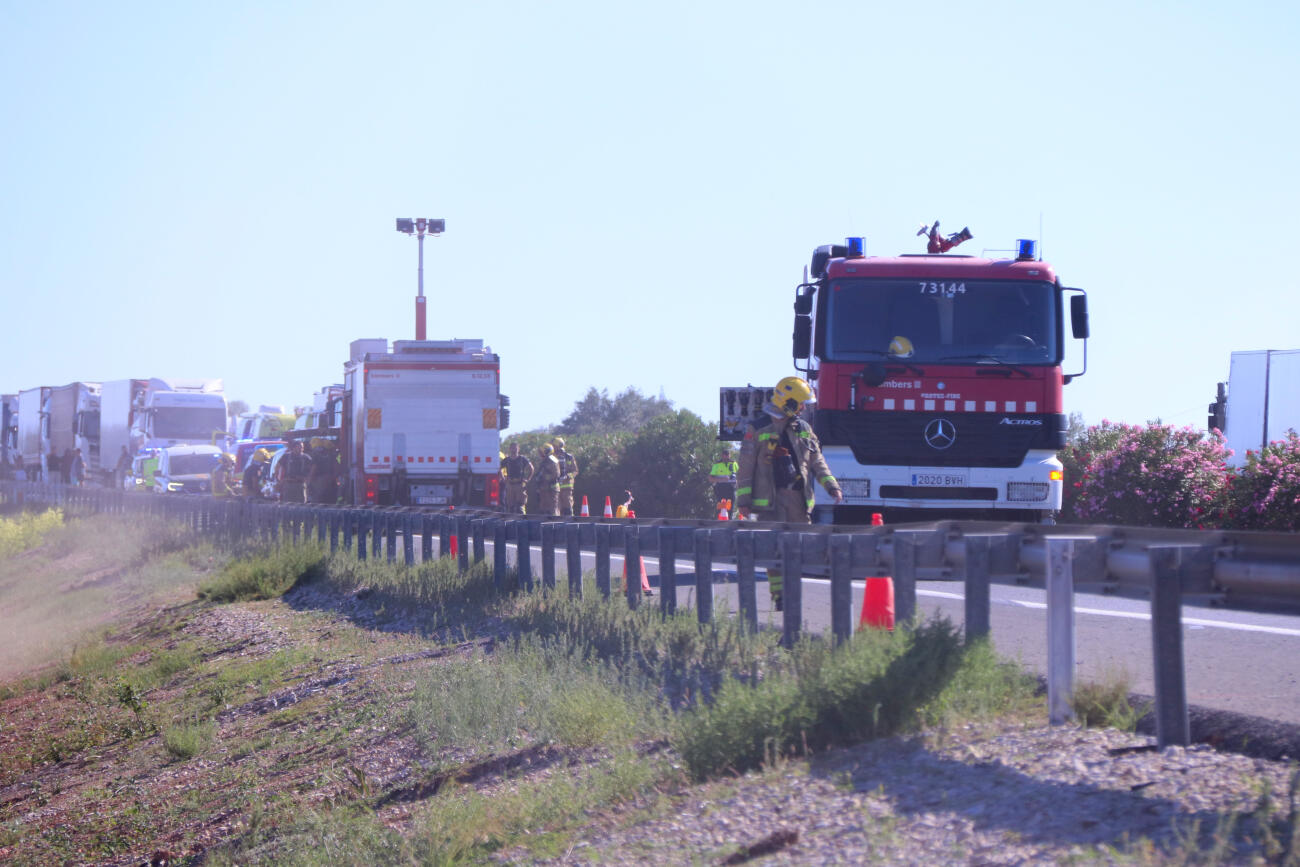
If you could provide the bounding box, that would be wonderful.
[845,236,865,257]
[1016,239,1037,260]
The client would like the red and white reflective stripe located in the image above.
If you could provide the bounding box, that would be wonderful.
[876,400,1040,413]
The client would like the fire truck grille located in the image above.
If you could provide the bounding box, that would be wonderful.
[811,410,1067,469]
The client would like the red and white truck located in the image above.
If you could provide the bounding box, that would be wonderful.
[338,338,509,506]
[721,231,1090,525]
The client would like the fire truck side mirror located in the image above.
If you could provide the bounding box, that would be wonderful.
[1069,293,1090,339]
[793,315,812,360]
[793,290,813,316]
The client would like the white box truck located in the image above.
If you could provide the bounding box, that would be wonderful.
[1210,349,1300,467]
[101,378,228,460]
[339,339,508,506]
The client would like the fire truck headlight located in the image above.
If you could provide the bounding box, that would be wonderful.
[1007,482,1050,502]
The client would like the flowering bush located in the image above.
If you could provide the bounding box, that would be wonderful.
[1061,422,1230,528]
[1223,430,1300,531]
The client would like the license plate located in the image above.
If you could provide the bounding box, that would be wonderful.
[415,496,448,505]
[911,472,968,487]
[840,479,870,498]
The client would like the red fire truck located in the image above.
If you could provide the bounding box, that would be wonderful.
[720,229,1089,524]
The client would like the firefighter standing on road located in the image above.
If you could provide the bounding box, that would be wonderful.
[211,453,237,497]
[530,443,561,516]
[277,440,313,504]
[501,442,533,514]
[735,376,843,611]
[552,436,579,516]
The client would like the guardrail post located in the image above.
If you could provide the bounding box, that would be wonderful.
[342,508,354,552]
[964,535,994,643]
[385,512,397,563]
[438,514,452,558]
[457,515,470,572]
[328,509,339,553]
[357,511,368,560]
[492,519,508,590]
[1046,537,1080,725]
[421,514,433,563]
[541,523,557,590]
[830,534,853,644]
[892,531,920,626]
[624,524,642,609]
[516,521,533,591]
[1150,546,1191,748]
[595,523,611,598]
[658,527,677,616]
[566,522,582,597]
[694,528,714,624]
[473,519,487,564]
[780,531,803,648]
[736,530,758,631]
[403,513,416,565]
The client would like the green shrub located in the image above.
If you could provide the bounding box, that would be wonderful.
[163,716,215,760]
[198,544,328,602]
[0,508,64,557]
[673,619,967,780]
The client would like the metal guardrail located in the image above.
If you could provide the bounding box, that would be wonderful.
[5,481,1300,747]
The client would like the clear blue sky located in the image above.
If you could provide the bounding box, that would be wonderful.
[4,1,1298,435]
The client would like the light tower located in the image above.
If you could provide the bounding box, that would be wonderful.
[395,217,446,340]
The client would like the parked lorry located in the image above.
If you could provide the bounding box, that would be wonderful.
[338,339,509,506]
[720,230,1090,525]
[17,387,51,479]
[40,382,102,480]
[229,406,295,443]
[1208,349,1300,467]
[1,394,16,475]
[101,378,228,463]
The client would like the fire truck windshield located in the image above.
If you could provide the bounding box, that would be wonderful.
[822,279,1059,365]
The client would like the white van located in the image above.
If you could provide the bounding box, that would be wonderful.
[154,444,223,494]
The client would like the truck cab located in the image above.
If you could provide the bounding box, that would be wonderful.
[153,444,223,494]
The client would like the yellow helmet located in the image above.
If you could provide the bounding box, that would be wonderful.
[888,335,914,358]
[552,436,565,449]
[540,443,554,457]
[221,452,235,465]
[253,448,272,463]
[773,376,814,417]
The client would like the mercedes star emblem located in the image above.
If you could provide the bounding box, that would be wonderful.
[924,418,956,450]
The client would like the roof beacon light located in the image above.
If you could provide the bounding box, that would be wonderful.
[845,236,865,257]
[1016,239,1037,261]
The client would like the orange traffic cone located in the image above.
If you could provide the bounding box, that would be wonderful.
[580,495,590,517]
[871,512,884,526]
[448,506,459,558]
[603,496,614,518]
[859,576,895,631]
[717,499,730,520]
[622,556,653,594]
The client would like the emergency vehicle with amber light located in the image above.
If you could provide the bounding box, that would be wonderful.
[338,338,509,507]
[720,227,1090,524]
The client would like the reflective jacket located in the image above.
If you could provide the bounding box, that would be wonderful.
[735,414,840,514]
[530,454,560,490]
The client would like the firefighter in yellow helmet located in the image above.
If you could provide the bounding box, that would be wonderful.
[529,442,561,516]
[211,452,237,497]
[552,436,579,516]
[735,376,843,610]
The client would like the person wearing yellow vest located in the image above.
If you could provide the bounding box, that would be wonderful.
[552,436,579,516]
[211,452,237,497]
[735,376,842,611]
[709,448,739,513]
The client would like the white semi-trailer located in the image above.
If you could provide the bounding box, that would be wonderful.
[1209,349,1300,467]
